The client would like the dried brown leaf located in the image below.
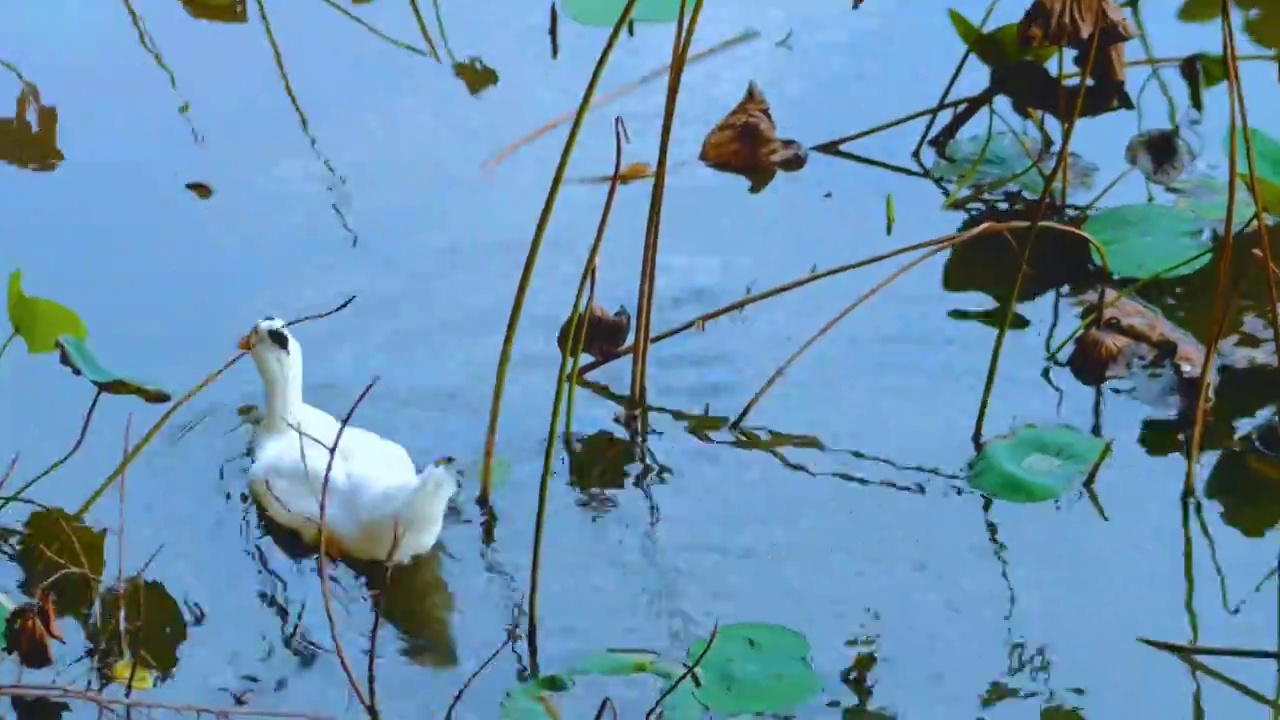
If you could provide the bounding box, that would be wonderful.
[558,303,631,361]
[184,181,214,199]
[4,590,65,669]
[699,81,807,192]
[1018,0,1137,50]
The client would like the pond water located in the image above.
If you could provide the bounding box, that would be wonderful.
[4,1,1280,718]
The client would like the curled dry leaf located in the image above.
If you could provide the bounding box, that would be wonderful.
[699,81,807,194]
[1066,287,1209,412]
[184,181,213,199]
[3,589,65,669]
[1017,0,1136,86]
[558,303,631,361]
[1018,0,1136,50]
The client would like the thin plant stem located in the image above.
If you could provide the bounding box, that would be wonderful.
[1223,13,1280,380]
[481,28,759,172]
[1128,0,1179,128]
[579,220,1108,377]
[406,0,442,62]
[645,622,718,719]
[317,0,433,59]
[629,0,704,438]
[1,389,103,512]
[970,8,1103,448]
[527,117,628,675]
[72,295,355,519]
[913,0,999,157]
[0,331,15,364]
[1184,5,1257,498]
[810,95,979,155]
[430,0,458,63]
[732,237,966,428]
[478,0,644,507]
[316,378,379,718]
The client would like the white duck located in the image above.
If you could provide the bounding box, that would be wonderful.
[237,317,458,564]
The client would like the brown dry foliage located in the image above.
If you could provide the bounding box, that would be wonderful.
[558,303,632,361]
[4,589,66,670]
[1067,288,1206,388]
[699,82,806,192]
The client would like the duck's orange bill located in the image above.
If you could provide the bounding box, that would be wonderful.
[236,334,252,351]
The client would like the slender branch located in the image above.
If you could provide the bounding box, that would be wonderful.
[71,294,357,519]
[2,389,103,511]
[731,238,962,428]
[479,0,643,514]
[0,330,16,364]
[529,116,628,672]
[285,295,357,329]
[0,454,16,494]
[579,220,1106,377]
[0,684,332,718]
[444,629,515,719]
[480,28,759,172]
[316,378,380,717]
[645,622,718,719]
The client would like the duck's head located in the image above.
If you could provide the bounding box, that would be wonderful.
[237,316,300,381]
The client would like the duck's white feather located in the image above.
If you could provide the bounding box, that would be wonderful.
[241,319,457,564]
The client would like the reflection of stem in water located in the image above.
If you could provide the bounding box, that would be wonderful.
[256,0,360,248]
[118,0,203,144]
[430,0,458,63]
[982,499,1017,625]
[1181,497,1207,718]
[316,0,434,60]
[1191,499,1236,615]
[406,0,442,62]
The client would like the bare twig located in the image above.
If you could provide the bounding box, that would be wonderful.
[286,295,357,329]
[316,377,380,718]
[529,115,630,671]
[593,697,619,720]
[630,0,704,439]
[366,520,401,718]
[481,28,759,171]
[646,622,718,719]
[731,236,964,428]
[72,295,357,519]
[444,627,517,719]
[2,389,103,511]
[0,684,332,718]
[0,454,18,494]
[479,0,643,517]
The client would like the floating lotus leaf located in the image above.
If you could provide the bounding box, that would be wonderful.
[968,423,1108,503]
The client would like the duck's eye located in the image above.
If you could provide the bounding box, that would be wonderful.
[266,328,290,353]
[1102,316,1123,330]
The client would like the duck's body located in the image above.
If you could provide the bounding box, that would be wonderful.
[239,318,457,564]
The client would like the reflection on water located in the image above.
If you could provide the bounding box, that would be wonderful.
[252,503,457,669]
[0,80,62,172]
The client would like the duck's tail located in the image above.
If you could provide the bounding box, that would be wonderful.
[407,463,460,522]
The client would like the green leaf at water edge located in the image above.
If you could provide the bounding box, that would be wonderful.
[561,0,686,27]
[1177,0,1220,22]
[688,622,822,714]
[1168,174,1257,231]
[6,270,87,354]
[1225,126,1280,216]
[1083,204,1211,279]
[56,335,172,404]
[947,10,1056,69]
[498,681,558,720]
[967,423,1108,503]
